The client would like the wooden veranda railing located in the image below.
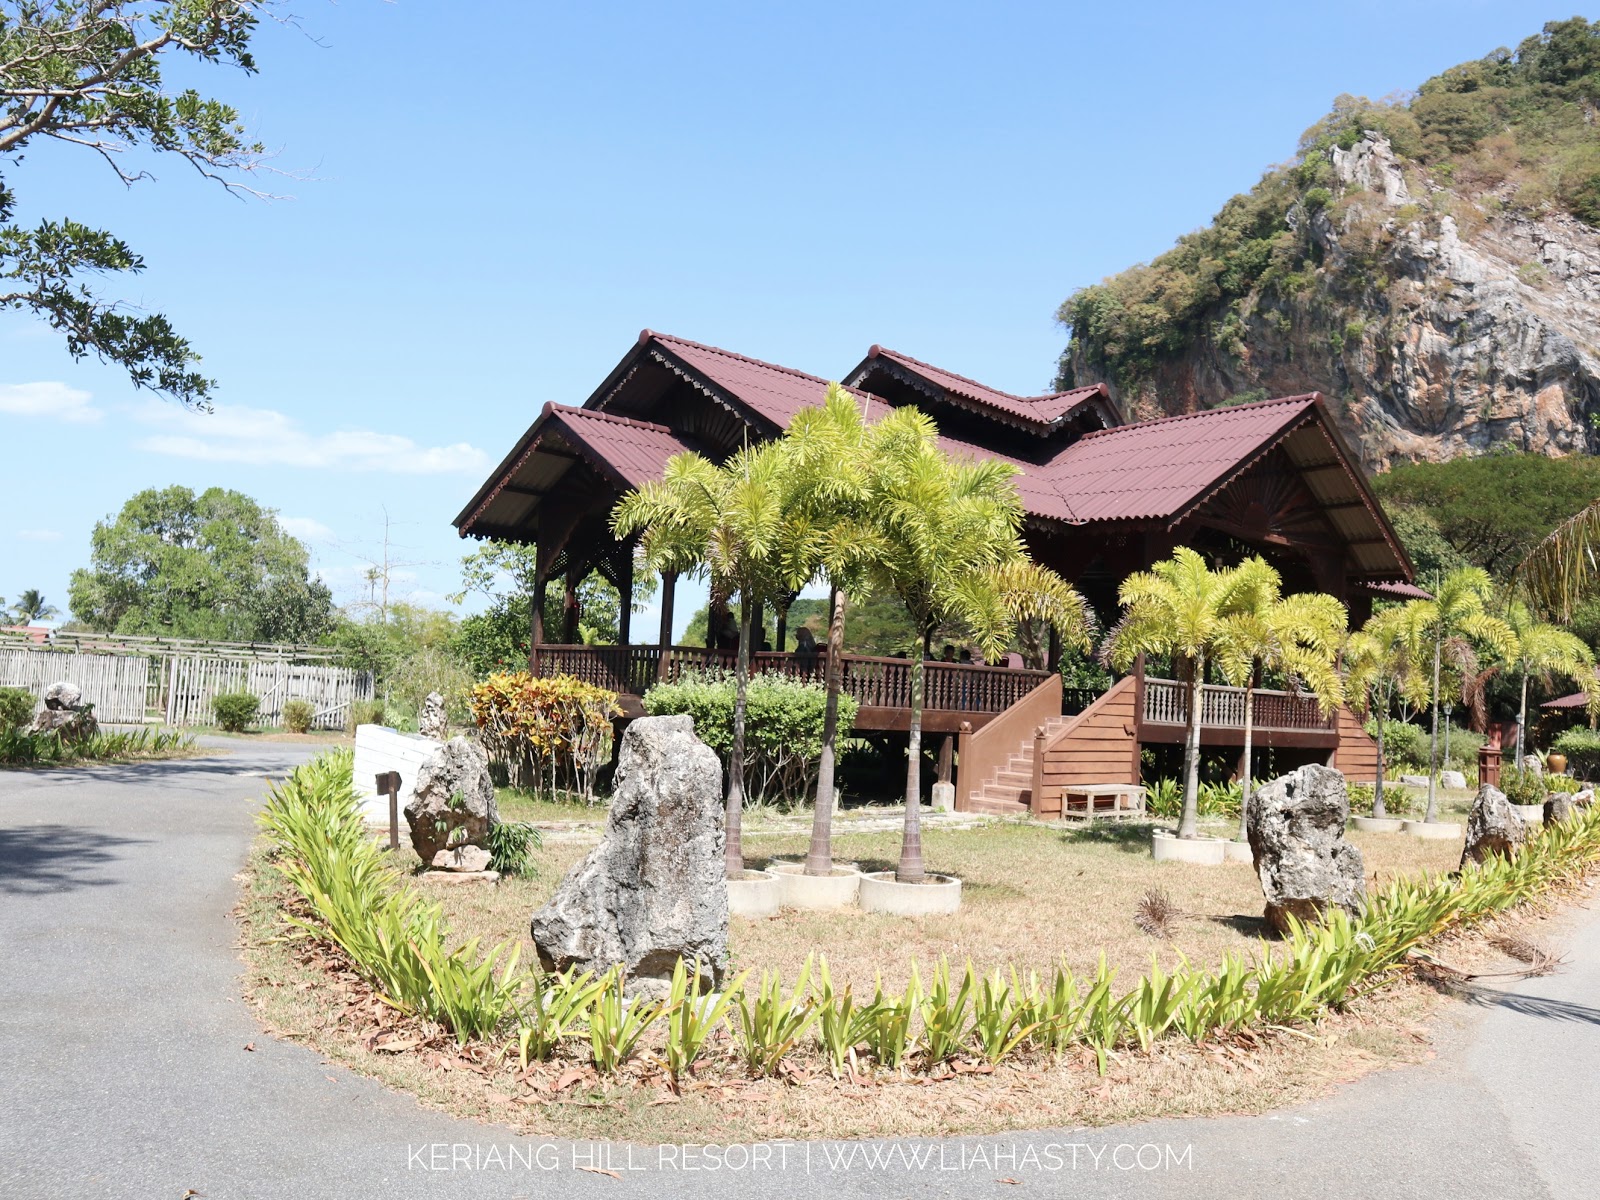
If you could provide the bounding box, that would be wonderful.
[1139,678,1334,732]
[529,644,1051,715]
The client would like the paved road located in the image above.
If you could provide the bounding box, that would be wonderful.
[3,743,1598,1199]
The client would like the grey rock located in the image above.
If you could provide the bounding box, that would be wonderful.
[43,681,82,711]
[1462,784,1527,867]
[403,736,497,863]
[1522,754,1544,777]
[431,844,492,873]
[417,691,448,740]
[1245,764,1365,935]
[1399,774,1430,789]
[28,706,98,741]
[1439,770,1468,790]
[1574,788,1595,808]
[530,714,727,990]
[1544,793,1575,825]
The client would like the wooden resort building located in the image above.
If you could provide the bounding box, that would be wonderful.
[455,330,1417,816]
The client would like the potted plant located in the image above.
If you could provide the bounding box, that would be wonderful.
[1348,782,1404,834]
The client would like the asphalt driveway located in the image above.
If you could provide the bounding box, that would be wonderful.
[2,743,1596,1199]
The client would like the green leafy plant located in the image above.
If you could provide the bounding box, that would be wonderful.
[661,959,743,1084]
[1500,766,1547,807]
[1552,726,1600,778]
[588,969,666,1075]
[970,970,1037,1065]
[486,821,544,878]
[732,958,818,1077]
[211,690,261,733]
[0,686,35,731]
[1127,957,1195,1051]
[515,969,606,1065]
[812,956,866,1078]
[282,698,315,734]
[857,974,921,1072]
[347,698,386,733]
[915,958,975,1067]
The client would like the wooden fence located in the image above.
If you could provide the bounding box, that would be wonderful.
[163,656,373,730]
[0,649,151,724]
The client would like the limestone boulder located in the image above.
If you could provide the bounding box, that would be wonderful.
[1399,774,1430,789]
[1439,770,1468,790]
[530,714,727,991]
[1462,784,1527,867]
[432,844,492,873]
[417,691,448,740]
[43,681,82,711]
[1544,793,1574,825]
[1245,764,1365,934]
[1521,754,1544,777]
[28,706,98,742]
[404,736,497,862]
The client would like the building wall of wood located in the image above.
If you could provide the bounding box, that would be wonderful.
[1328,705,1381,780]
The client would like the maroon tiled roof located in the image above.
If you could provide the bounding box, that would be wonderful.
[649,332,863,430]
[865,346,1109,427]
[550,406,694,489]
[1038,396,1322,523]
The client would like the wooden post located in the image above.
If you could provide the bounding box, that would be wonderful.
[375,771,401,852]
[1047,623,1061,671]
[562,568,581,644]
[937,734,953,784]
[617,553,634,647]
[528,541,550,672]
[657,569,677,682]
[775,602,789,655]
[1031,726,1046,817]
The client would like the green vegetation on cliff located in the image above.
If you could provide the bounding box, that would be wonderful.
[1059,17,1600,390]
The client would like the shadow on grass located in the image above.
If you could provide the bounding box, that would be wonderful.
[1057,822,1157,855]
[1205,912,1275,939]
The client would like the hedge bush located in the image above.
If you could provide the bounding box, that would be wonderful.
[1552,727,1600,780]
[0,686,35,732]
[212,690,261,733]
[347,699,386,733]
[470,672,621,800]
[283,698,315,734]
[643,670,860,807]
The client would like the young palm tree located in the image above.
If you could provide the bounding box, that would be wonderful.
[1503,599,1597,765]
[860,405,1093,882]
[779,385,878,878]
[1101,549,1278,840]
[613,442,788,876]
[9,589,59,623]
[1216,587,1348,841]
[1396,569,1517,824]
[1344,607,1430,819]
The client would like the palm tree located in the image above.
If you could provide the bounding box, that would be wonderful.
[1216,586,1348,841]
[1503,599,1597,765]
[613,441,789,876]
[1515,500,1600,622]
[1397,569,1517,824]
[1101,549,1277,840]
[778,385,878,877]
[1344,607,1430,819]
[860,405,1093,882]
[9,590,59,623]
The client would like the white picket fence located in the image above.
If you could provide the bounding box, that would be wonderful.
[163,656,373,730]
[0,649,150,724]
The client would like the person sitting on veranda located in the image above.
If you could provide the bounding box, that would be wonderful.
[940,643,957,662]
[794,625,820,676]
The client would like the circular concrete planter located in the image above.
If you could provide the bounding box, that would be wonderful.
[727,869,781,918]
[1150,830,1227,865]
[857,871,962,916]
[1222,839,1254,864]
[1402,820,1463,840]
[1514,804,1545,826]
[768,861,862,911]
[1351,816,1406,834]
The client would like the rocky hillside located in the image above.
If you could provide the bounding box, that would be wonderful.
[1059,19,1600,471]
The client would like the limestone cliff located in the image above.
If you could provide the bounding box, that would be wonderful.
[1064,133,1600,471]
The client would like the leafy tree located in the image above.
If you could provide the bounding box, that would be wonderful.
[1,1,287,407]
[1215,585,1347,840]
[67,485,333,641]
[614,441,793,876]
[1101,549,1278,840]
[1501,599,1597,764]
[1345,607,1431,818]
[1390,570,1517,823]
[859,405,1094,881]
[7,588,57,623]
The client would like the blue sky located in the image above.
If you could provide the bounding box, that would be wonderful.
[1,0,1578,637]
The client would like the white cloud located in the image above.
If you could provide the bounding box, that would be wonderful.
[131,401,489,475]
[0,382,101,424]
[278,516,334,542]
[16,529,63,542]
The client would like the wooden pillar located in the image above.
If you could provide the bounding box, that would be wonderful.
[617,554,634,647]
[657,569,677,682]
[1047,623,1062,671]
[528,541,550,671]
[752,598,766,649]
[562,568,581,644]
[937,735,954,785]
[775,603,789,655]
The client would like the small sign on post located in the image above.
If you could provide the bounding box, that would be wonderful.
[374,770,402,852]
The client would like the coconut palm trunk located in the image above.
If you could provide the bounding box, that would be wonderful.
[1236,680,1255,843]
[899,640,927,882]
[1425,630,1443,824]
[1517,670,1529,768]
[726,598,754,874]
[805,586,847,876]
[1179,655,1203,840]
[1372,696,1388,819]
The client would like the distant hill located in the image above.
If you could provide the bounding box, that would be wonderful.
[1058,17,1600,470]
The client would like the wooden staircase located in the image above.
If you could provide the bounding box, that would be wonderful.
[966,714,1075,815]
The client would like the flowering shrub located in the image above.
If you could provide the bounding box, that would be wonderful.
[642,670,858,807]
[470,673,621,800]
